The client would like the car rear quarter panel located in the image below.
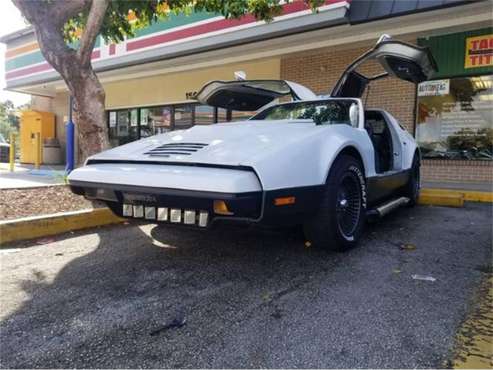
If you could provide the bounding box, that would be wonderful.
[382,111,418,170]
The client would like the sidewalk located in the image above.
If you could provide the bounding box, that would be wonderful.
[0,163,66,189]
[422,181,492,193]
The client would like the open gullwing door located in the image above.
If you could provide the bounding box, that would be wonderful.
[331,35,438,98]
[195,80,317,111]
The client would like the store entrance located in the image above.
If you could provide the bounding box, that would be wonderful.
[108,109,139,147]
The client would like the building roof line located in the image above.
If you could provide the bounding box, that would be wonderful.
[0,26,34,44]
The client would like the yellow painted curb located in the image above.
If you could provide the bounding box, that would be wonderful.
[421,188,493,203]
[0,208,124,245]
[452,276,493,369]
[418,192,465,208]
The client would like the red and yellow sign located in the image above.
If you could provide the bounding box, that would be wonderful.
[465,34,493,69]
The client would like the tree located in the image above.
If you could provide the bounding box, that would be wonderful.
[0,100,20,131]
[13,0,323,162]
[0,100,23,145]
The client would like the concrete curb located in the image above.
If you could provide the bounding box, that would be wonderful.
[0,208,124,245]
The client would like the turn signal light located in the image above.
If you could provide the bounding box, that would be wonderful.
[274,196,296,206]
[213,200,233,215]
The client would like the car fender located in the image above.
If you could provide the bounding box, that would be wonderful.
[322,136,376,182]
[245,125,376,191]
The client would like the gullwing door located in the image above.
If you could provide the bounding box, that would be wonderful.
[331,35,438,98]
[195,80,317,111]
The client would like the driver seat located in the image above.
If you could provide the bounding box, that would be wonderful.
[364,121,381,173]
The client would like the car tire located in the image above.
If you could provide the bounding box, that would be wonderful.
[403,154,420,207]
[303,155,366,251]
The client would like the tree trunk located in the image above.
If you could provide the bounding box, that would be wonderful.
[12,0,110,163]
[67,69,109,161]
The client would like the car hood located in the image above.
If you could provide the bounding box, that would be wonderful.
[88,120,328,167]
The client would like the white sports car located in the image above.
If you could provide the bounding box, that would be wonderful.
[69,36,437,250]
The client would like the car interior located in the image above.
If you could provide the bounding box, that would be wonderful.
[364,111,394,173]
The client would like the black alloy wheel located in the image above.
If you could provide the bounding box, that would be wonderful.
[336,173,363,239]
[303,154,366,251]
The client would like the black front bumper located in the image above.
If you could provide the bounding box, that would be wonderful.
[70,180,262,226]
[70,181,324,227]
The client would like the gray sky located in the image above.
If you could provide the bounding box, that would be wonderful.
[0,1,31,106]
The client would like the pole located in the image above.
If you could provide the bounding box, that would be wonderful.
[34,132,41,169]
[9,132,15,172]
[65,95,74,173]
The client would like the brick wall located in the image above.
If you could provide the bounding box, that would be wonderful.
[421,160,493,184]
[280,42,492,184]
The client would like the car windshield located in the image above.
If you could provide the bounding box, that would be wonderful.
[251,100,354,126]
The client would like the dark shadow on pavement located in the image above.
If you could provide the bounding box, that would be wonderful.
[0,204,491,368]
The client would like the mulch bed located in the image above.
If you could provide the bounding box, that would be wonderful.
[0,185,104,221]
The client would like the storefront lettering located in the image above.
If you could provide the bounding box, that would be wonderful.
[464,34,493,68]
[418,79,450,97]
[186,91,198,100]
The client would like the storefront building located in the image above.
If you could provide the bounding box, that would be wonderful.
[416,29,492,183]
[1,0,491,185]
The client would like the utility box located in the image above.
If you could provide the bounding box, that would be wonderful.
[20,111,55,164]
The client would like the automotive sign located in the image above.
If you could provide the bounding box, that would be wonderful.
[417,79,450,97]
[465,34,493,69]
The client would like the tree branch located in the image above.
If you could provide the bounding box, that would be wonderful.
[51,0,92,25]
[77,0,110,65]
[13,0,90,28]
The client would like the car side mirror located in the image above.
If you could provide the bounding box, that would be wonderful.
[349,103,359,127]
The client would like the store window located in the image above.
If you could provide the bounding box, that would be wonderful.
[195,105,215,125]
[108,109,139,147]
[217,108,228,123]
[231,110,256,121]
[174,106,193,129]
[416,75,493,160]
[107,103,262,147]
[142,106,172,137]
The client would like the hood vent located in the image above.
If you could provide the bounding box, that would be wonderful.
[144,142,208,157]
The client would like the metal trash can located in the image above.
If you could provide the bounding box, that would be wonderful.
[43,138,62,165]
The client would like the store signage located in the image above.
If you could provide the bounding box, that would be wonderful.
[186,91,198,100]
[464,34,493,69]
[417,79,450,97]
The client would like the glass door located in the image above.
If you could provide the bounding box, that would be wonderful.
[108,109,138,147]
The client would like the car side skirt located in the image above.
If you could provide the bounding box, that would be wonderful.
[366,170,411,206]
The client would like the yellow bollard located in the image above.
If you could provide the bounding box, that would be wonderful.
[9,132,15,172]
[34,132,41,170]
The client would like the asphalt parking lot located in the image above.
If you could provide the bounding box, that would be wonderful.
[0,203,491,368]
